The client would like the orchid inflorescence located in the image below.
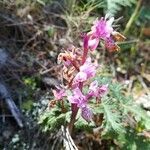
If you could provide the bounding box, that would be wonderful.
[51,14,125,130]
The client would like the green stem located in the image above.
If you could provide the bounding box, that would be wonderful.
[124,0,142,35]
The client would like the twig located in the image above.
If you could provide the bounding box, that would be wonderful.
[40,67,55,75]
[51,130,62,150]
[0,21,33,27]
[0,83,23,127]
[137,75,150,98]
[128,80,133,95]
[62,126,78,150]
[22,30,42,50]
[117,39,139,45]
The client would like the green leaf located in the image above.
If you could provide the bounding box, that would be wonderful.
[101,98,125,133]
[36,0,45,6]
[21,100,33,110]
[75,116,95,132]
[39,107,71,132]
[118,128,150,150]
[105,0,136,15]
[122,103,150,130]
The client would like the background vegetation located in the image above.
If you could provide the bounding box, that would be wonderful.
[0,0,149,149]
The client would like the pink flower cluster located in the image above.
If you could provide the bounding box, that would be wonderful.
[73,57,97,87]
[68,81,107,121]
[52,55,107,121]
[84,15,125,52]
[52,14,125,123]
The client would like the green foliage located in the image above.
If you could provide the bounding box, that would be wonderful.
[39,105,71,132]
[101,98,124,133]
[21,99,33,110]
[75,111,95,132]
[21,76,41,110]
[81,0,136,15]
[100,77,150,129]
[95,77,150,148]
[117,128,150,149]
[123,103,150,130]
[40,78,149,140]
[105,0,136,15]
[39,76,150,148]
[137,6,150,25]
[23,77,37,90]
[72,76,149,148]
[88,78,126,135]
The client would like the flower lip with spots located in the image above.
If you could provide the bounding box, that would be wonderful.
[68,87,87,108]
[73,57,97,86]
[80,57,97,78]
[81,106,93,122]
[68,87,93,121]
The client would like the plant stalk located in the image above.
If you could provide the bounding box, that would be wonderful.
[82,35,89,64]
[68,104,79,134]
[124,0,142,35]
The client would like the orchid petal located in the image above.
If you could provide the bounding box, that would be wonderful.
[81,107,93,122]
[52,88,66,100]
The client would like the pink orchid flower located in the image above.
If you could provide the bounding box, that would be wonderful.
[68,87,93,121]
[80,57,97,78]
[73,57,97,85]
[81,106,93,122]
[98,84,108,96]
[73,72,87,84]
[88,80,108,98]
[90,16,114,39]
[84,15,114,51]
[52,86,66,100]
[68,87,86,108]
[83,34,99,52]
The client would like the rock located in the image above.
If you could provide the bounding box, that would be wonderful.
[2,130,12,139]
[0,48,8,68]
[136,94,150,109]
[42,77,60,88]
